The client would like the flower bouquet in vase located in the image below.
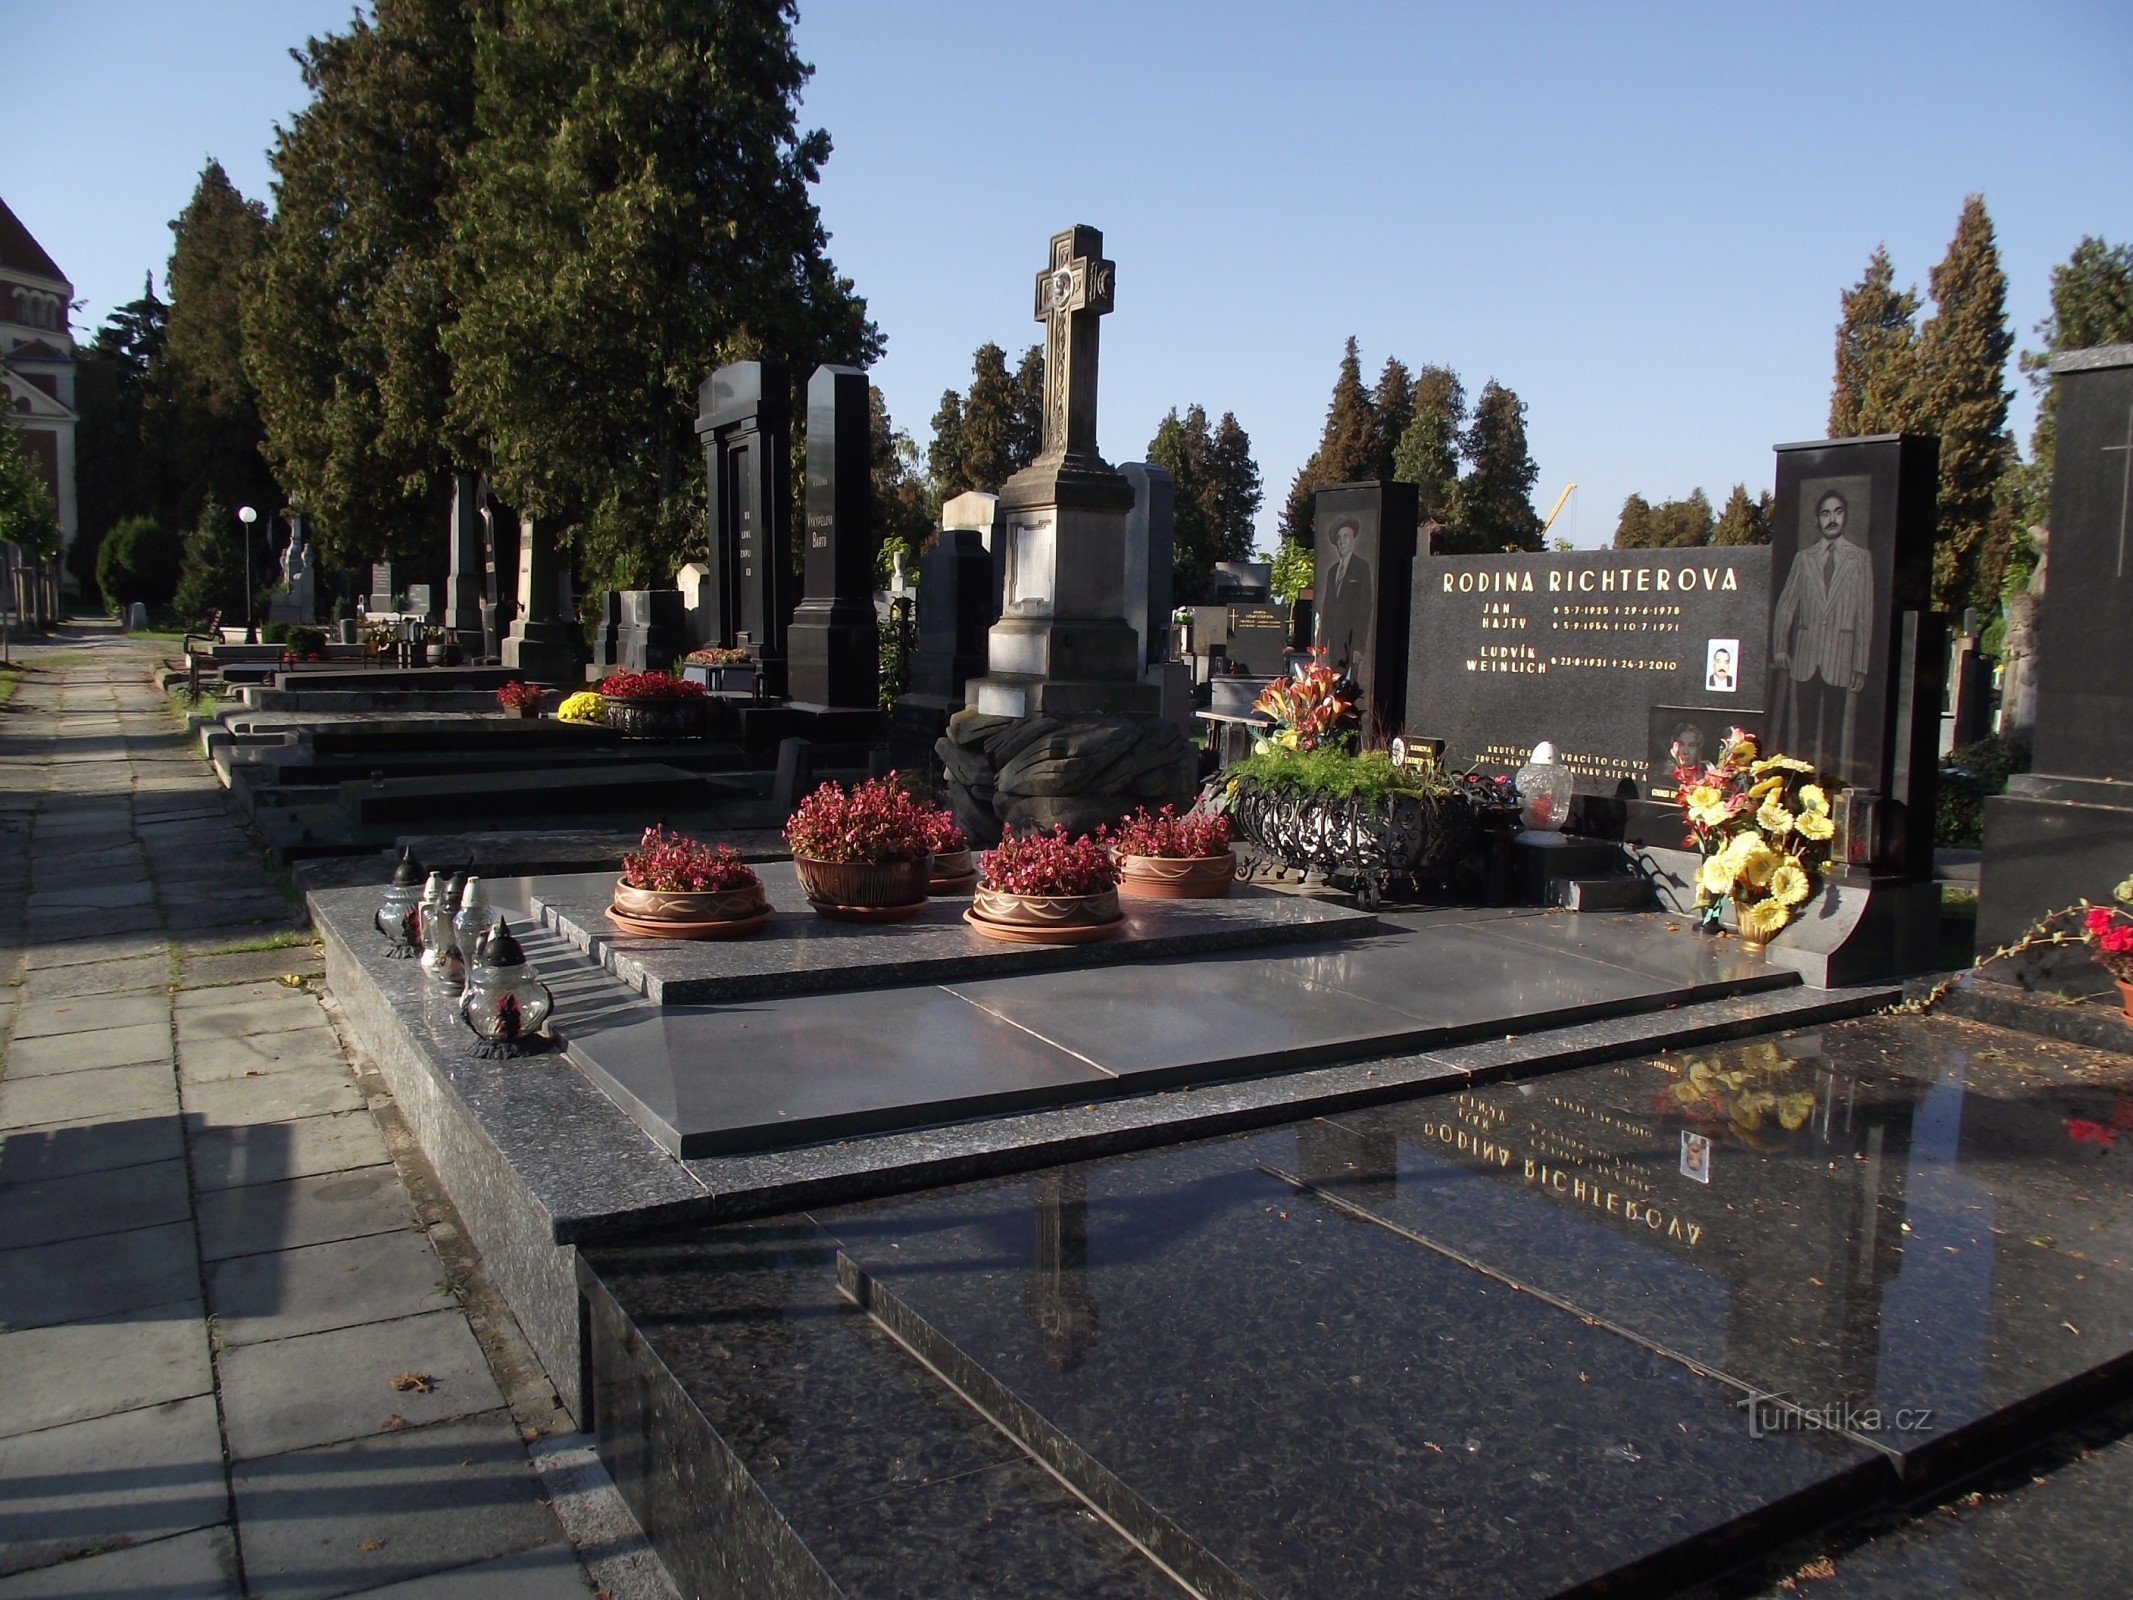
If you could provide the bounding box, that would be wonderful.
[607,825,770,939]
[496,680,546,719]
[1671,728,1836,950]
[1102,804,1236,898]
[782,775,935,921]
[970,827,1123,944]
[2081,876,2133,1019]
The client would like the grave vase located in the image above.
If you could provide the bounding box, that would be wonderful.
[1116,851,1236,899]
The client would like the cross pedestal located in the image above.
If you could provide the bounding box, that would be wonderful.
[965,224,1154,720]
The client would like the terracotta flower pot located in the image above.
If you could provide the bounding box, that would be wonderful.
[613,878,766,923]
[2118,978,2133,1023]
[972,885,1121,927]
[928,847,975,890]
[792,854,932,911]
[1116,851,1235,899]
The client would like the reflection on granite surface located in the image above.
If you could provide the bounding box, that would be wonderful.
[1298,1014,2133,1472]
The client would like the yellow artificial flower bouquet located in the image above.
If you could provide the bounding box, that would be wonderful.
[1666,727,1835,945]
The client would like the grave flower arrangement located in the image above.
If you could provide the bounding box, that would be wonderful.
[496,680,546,716]
[922,806,974,890]
[683,646,751,667]
[1101,804,1236,898]
[1250,648,1356,754]
[597,670,710,740]
[783,775,937,918]
[1671,728,1836,946]
[2082,877,2133,1012]
[556,690,603,724]
[972,826,1123,941]
[609,825,768,938]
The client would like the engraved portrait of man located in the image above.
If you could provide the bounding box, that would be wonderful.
[1769,482,1875,781]
[1316,517,1374,676]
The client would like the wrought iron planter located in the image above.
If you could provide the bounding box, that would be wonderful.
[1218,775,1513,908]
[601,695,710,741]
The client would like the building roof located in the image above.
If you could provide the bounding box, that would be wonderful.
[0,198,68,286]
[5,339,72,363]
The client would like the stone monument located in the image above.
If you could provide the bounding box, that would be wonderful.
[1979,345,2133,992]
[938,225,1196,842]
[695,360,792,698]
[1314,480,1418,737]
[1996,524,2048,736]
[676,562,714,648]
[787,364,878,711]
[500,514,579,684]
[268,516,316,624]
[891,498,999,770]
[1121,461,1192,728]
[445,474,488,652]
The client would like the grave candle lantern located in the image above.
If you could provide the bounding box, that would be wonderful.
[454,876,501,970]
[418,873,463,988]
[457,918,554,1058]
[372,847,427,958]
[1515,741,1574,836]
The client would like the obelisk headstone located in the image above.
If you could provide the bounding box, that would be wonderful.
[500,514,579,683]
[695,361,792,698]
[445,474,488,651]
[787,364,878,710]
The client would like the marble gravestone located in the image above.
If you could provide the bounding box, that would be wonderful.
[675,562,713,648]
[1314,480,1418,737]
[501,514,580,683]
[695,360,793,699]
[404,582,433,620]
[445,474,488,651]
[369,561,394,615]
[1979,345,2133,993]
[939,225,1195,843]
[787,364,878,711]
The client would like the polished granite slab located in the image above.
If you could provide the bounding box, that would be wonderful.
[529,864,1377,1005]
[1288,1013,2133,1480]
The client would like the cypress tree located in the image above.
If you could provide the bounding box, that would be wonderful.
[1450,380,1541,554]
[1208,411,1263,562]
[1613,494,1655,549]
[1711,484,1772,546]
[927,389,965,494]
[1009,345,1045,468]
[1279,336,1376,546]
[1829,245,1922,438]
[151,161,276,536]
[2019,236,2133,477]
[1369,357,1414,481]
[1917,195,2014,612]
[1391,364,1465,527]
[73,275,168,592]
[1148,405,1217,597]
[245,0,477,569]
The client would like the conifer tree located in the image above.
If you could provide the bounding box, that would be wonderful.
[1711,484,1772,546]
[1917,195,2014,611]
[1279,336,1376,546]
[1009,345,1045,470]
[445,0,877,587]
[1829,245,1923,438]
[927,389,965,494]
[1369,357,1414,481]
[1208,412,1263,562]
[1613,494,1655,549]
[869,389,932,581]
[2019,236,2133,476]
[1391,363,1465,527]
[172,495,248,627]
[246,0,477,568]
[1449,380,1541,553]
[1149,405,1217,598]
[151,161,276,536]
[73,275,168,592]
[927,344,1031,497]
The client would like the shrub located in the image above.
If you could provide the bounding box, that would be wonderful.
[1103,805,1232,859]
[1936,732,2032,848]
[95,514,182,615]
[172,498,247,628]
[981,827,1119,895]
[620,826,759,893]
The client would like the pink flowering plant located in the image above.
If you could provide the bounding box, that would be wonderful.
[980,827,1120,896]
[619,826,759,893]
[1101,804,1233,860]
[783,775,936,865]
[496,680,545,712]
[921,807,967,855]
[597,670,708,701]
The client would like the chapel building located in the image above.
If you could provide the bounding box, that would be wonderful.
[0,196,79,562]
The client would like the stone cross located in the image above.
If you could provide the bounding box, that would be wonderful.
[1031,225,1115,464]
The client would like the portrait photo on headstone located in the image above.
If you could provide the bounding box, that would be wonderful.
[1704,639,1739,693]
[1647,706,1765,800]
[1767,472,1876,787]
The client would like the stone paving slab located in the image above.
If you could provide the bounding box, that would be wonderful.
[0,1523,240,1598]
[208,1228,456,1349]
[0,1157,192,1250]
[181,1056,366,1121]
[12,991,170,1039]
[5,1020,174,1078]
[229,1415,560,1600]
[350,1544,594,1599]
[0,1394,227,1579]
[182,945,325,991]
[177,993,334,1043]
[0,1299,213,1438]
[0,1061,178,1130]
[20,954,168,1001]
[0,1111,186,1184]
[20,931,166,971]
[219,1309,506,1460]
[191,1109,393,1194]
[197,1165,412,1262]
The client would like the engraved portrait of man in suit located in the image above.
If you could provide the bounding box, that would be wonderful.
[1769,480,1876,781]
[1316,516,1374,676]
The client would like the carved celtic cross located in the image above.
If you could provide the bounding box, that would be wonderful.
[1031,225,1115,463]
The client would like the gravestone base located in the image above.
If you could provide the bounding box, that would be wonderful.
[1640,845,1939,988]
[502,621,581,686]
[1512,832,1634,906]
[937,708,1197,846]
[1977,773,2133,996]
[889,692,961,775]
[722,698,884,755]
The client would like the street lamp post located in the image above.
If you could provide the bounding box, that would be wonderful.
[237,506,258,642]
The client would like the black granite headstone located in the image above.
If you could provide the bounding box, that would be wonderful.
[787,365,877,710]
[1313,481,1417,735]
[446,474,487,650]
[1225,603,1292,677]
[1979,346,2133,990]
[1407,545,1772,804]
[1120,462,1173,670]
[1767,434,1940,881]
[695,360,792,698]
[588,591,624,677]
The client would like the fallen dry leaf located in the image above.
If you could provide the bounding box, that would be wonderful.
[388,1372,433,1393]
[1796,1557,1836,1581]
[381,1415,407,1431]
[358,1538,385,1553]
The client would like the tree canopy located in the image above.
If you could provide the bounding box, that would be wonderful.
[1448,379,1543,553]
[1147,404,1263,600]
[1917,195,2014,611]
[928,342,1041,497]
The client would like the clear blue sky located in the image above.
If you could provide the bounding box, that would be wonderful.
[14,1,2132,550]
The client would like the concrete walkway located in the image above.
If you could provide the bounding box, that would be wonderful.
[0,628,674,1599]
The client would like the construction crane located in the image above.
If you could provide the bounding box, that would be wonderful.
[1540,482,1577,535]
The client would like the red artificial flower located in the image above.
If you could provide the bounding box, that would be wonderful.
[2086,906,2115,937]
[597,671,709,701]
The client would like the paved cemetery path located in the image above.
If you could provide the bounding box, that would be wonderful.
[0,626,676,1599]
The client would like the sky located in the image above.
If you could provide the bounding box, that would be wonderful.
[12,0,2132,551]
